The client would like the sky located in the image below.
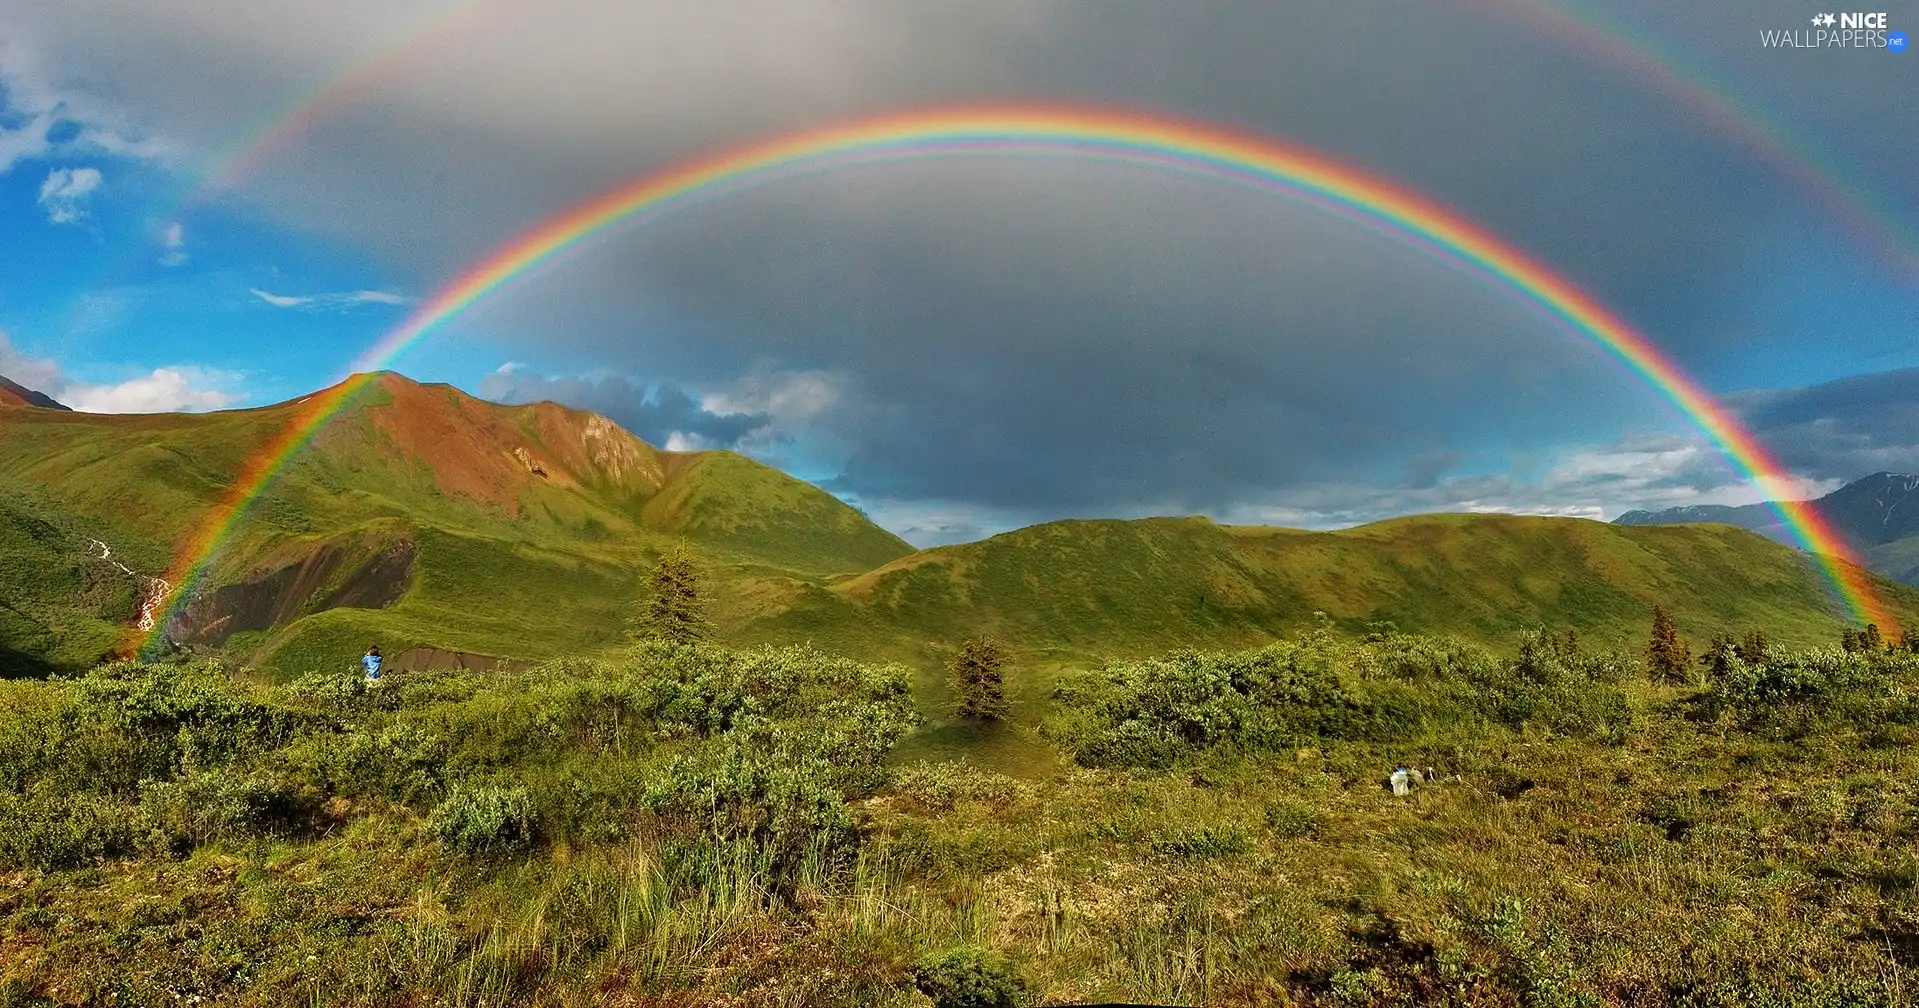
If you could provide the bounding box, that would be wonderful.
[0,0,1913,546]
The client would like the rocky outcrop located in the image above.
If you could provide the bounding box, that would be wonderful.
[167,539,416,646]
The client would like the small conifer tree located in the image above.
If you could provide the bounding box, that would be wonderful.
[949,636,1009,721]
[1700,634,1738,681]
[1647,605,1691,683]
[643,550,710,645]
[1841,623,1885,653]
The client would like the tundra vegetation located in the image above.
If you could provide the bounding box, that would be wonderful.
[2,615,1919,1006]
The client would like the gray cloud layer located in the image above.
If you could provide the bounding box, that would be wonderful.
[1731,369,1919,480]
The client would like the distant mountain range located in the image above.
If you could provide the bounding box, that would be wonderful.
[1615,473,1919,586]
[3,370,1913,676]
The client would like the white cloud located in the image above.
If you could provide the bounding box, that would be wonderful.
[701,369,841,425]
[158,220,186,265]
[0,330,242,413]
[663,431,715,452]
[249,288,311,308]
[37,166,101,222]
[59,367,241,413]
[250,287,411,310]
[0,42,177,174]
[845,496,1043,548]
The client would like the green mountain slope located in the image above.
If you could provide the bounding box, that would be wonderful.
[1616,472,1919,587]
[4,371,1910,679]
[740,513,1919,663]
[0,373,912,673]
[0,484,168,674]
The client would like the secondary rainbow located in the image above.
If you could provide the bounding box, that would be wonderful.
[1487,0,1919,282]
[138,106,1893,648]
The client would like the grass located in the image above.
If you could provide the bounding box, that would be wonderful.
[4,632,1919,1004]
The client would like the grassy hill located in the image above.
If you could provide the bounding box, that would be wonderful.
[0,483,169,675]
[3,371,1913,680]
[741,513,1919,672]
[1617,472,1919,587]
[0,373,912,674]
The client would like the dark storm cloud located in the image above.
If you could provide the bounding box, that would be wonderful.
[531,162,1651,514]
[477,369,771,451]
[1731,369,1919,480]
[5,0,1912,533]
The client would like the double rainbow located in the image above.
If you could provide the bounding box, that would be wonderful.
[139,106,1893,648]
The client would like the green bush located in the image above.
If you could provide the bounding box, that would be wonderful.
[140,767,307,849]
[427,784,538,854]
[892,761,1032,811]
[1149,823,1249,860]
[62,661,304,790]
[0,792,149,869]
[909,946,1027,1008]
[1056,632,1634,768]
[1700,648,1919,738]
[290,721,457,805]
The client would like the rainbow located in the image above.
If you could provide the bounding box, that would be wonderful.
[1484,0,1919,283]
[188,6,467,202]
[138,105,1893,648]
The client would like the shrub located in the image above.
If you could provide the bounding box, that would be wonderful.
[284,663,372,709]
[892,761,1032,811]
[1149,823,1249,860]
[909,946,1027,1008]
[302,722,456,804]
[427,784,538,854]
[1699,647,1919,738]
[63,661,303,790]
[642,746,858,876]
[0,792,149,869]
[141,767,306,848]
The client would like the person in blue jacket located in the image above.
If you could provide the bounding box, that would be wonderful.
[362,645,383,681]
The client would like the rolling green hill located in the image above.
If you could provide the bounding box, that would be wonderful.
[1617,472,1919,587]
[2,371,1913,678]
[0,373,912,673]
[741,512,1919,666]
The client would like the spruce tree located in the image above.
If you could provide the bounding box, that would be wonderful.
[1700,634,1738,681]
[1647,605,1691,683]
[949,636,1010,721]
[1842,623,1883,653]
[643,550,710,645]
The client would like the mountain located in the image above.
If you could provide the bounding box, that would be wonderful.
[1615,473,1919,585]
[0,373,911,672]
[0,375,68,410]
[1,372,1911,677]
[741,512,1919,663]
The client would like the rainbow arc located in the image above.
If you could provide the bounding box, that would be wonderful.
[137,106,1894,649]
